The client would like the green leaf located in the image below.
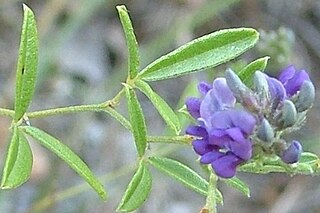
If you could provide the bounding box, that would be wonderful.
[117,163,152,212]
[223,177,250,197]
[238,56,270,85]
[295,163,314,174]
[124,86,147,157]
[117,5,140,79]
[147,135,192,145]
[20,126,107,200]
[215,188,224,205]
[1,126,33,189]
[148,157,223,203]
[148,157,205,193]
[240,157,316,175]
[239,162,286,174]
[135,80,181,134]
[104,107,132,131]
[138,28,259,81]
[14,4,39,121]
[299,152,319,165]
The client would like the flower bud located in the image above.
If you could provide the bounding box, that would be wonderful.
[280,140,302,164]
[257,118,274,145]
[225,69,258,111]
[295,81,315,112]
[185,97,201,118]
[197,82,212,95]
[281,100,297,127]
[225,68,247,97]
[254,71,269,102]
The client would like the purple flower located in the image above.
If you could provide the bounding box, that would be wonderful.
[206,110,255,160]
[200,148,244,178]
[186,65,313,178]
[211,152,244,178]
[279,65,311,96]
[186,79,256,178]
[197,82,212,95]
[199,78,235,126]
[185,81,217,119]
[280,140,302,164]
[186,97,201,119]
[265,76,286,104]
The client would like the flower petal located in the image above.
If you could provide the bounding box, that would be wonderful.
[211,78,236,109]
[285,70,310,96]
[186,97,201,118]
[229,110,256,135]
[192,139,213,155]
[225,127,252,160]
[207,111,233,129]
[199,90,221,123]
[208,129,231,147]
[266,76,286,107]
[211,153,243,178]
[225,127,245,141]
[199,78,235,122]
[198,81,212,95]
[186,125,208,138]
[200,150,224,164]
[279,65,296,83]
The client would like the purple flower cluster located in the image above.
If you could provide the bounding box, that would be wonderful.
[262,65,313,112]
[186,79,256,178]
[186,65,315,178]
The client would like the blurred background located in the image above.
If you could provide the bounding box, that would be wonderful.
[0,0,320,212]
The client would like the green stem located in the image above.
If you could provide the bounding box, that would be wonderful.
[0,108,15,118]
[27,103,106,119]
[27,87,126,119]
[147,135,193,145]
[204,172,218,213]
[26,103,133,132]
[105,87,125,107]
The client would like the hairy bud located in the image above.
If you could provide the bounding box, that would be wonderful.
[280,140,302,164]
[225,69,258,111]
[281,100,297,127]
[254,71,269,103]
[225,68,247,98]
[295,81,315,112]
[257,118,274,145]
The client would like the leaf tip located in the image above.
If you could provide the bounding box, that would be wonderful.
[0,180,5,189]
[259,56,270,63]
[243,28,259,44]
[22,3,29,10]
[116,205,124,212]
[22,3,33,14]
[0,179,14,189]
[0,184,10,189]
[116,5,127,13]
[100,190,108,201]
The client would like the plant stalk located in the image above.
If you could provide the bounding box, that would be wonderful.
[204,172,218,213]
[0,108,14,118]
